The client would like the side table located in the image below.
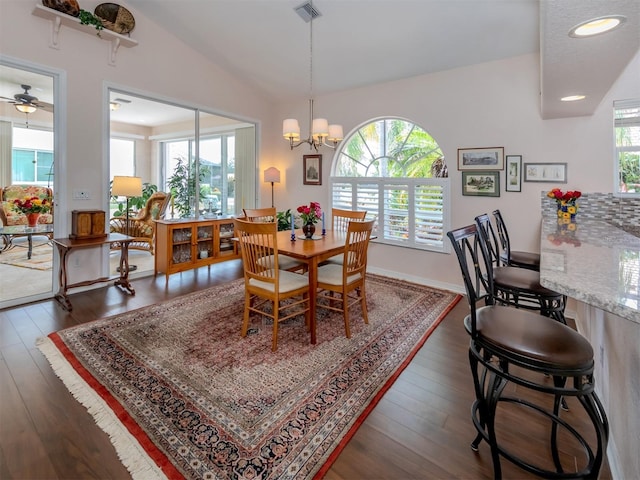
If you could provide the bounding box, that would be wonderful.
[53,233,135,311]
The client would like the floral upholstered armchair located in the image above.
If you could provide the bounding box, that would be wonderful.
[0,185,54,226]
[109,191,170,254]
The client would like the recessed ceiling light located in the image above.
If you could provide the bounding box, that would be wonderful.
[569,15,626,37]
[561,95,586,102]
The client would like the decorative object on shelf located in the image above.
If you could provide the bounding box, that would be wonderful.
[94,3,135,35]
[42,0,80,17]
[282,0,343,151]
[78,9,105,35]
[547,188,581,221]
[13,196,51,226]
[296,202,322,239]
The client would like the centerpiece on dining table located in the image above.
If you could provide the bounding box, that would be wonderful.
[296,201,323,238]
[13,196,51,227]
[547,188,581,222]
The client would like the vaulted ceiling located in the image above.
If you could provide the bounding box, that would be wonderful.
[127,0,639,119]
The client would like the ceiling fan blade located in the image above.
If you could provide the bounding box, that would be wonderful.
[36,101,54,113]
[0,95,16,102]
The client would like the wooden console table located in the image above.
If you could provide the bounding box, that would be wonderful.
[53,233,135,311]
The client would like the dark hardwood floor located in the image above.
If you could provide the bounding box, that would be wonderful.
[0,260,610,479]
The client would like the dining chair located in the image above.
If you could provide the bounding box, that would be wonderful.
[314,218,375,338]
[447,223,608,479]
[242,207,276,222]
[475,213,565,324]
[242,207,306,273]
[234,218,310,351]
[492,209,540,271]
[326,208,368,265]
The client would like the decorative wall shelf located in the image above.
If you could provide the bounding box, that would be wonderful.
[32,4,138,66]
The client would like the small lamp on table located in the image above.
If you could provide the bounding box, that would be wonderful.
[111,175,142,272]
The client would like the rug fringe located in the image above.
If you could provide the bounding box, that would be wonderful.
[36,336,168,480]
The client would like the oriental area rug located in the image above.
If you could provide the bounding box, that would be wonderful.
[37,274,460,479]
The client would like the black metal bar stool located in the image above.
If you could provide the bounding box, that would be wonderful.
[493,209,540,271]
[475,213,566,324]
[447,224,608,479]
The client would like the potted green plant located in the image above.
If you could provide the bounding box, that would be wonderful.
[276,209,292,231]
[167,155,211,218]
[78,9,104,36]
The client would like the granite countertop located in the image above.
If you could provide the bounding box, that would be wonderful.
[539,218,640,324]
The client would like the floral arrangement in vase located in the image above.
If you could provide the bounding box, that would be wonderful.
[547,188,581,221]
[296,202,322,238]
[13,196,51,227]
[296,202,322,225]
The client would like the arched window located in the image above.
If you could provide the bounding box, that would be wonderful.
[330,117,450,252]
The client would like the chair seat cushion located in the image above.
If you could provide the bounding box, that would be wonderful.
[494,266,558,297]
[249,269,308,293]
[256,254,305,271]
[315,263,362,286]
[466,305,594,371]
[500,250,541,268]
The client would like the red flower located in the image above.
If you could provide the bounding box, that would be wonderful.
[296,202,322,224]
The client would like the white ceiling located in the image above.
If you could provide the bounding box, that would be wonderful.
[126,0,639,118]
[1,0,638,123]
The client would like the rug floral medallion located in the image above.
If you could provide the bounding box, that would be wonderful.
[38,274,459,479]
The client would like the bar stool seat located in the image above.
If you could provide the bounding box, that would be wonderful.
[448,224,609,479]
[494,209,540,271]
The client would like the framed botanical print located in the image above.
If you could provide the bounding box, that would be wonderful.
[505,155,522,192]
[523,162,567,183]
[462,171,500,197]
[303,154,322,185]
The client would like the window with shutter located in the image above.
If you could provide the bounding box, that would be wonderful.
[330,118,450,253]
[615,99,640,196]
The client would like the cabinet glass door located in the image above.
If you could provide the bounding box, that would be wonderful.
[219,222,235,255]
[171,226,192,264]
[197,224,214,259]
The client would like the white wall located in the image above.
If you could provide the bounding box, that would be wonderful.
[0,0,275,281]
[1,0,638,291]
[275,50,640,291]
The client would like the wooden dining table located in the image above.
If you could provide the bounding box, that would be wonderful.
[275,229,349,345]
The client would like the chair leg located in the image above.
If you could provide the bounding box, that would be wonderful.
[343,291,351,338]
[241,291,251,337]
[272,300,279,352]
[359,286,369,325]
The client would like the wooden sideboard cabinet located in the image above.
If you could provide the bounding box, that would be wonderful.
[155,217,239,281]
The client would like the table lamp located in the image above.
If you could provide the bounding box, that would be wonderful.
[111,175,142,272]
[264,167,281,208]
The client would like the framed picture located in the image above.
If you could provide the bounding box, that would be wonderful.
[457,147,504,170]
[523,162,567,183]
[462,171,500,197]
[505,155,522,192]
[303,154,322,185]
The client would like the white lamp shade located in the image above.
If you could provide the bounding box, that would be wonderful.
[283,118,300,139]
[112,176,143,197]
[328,124,344,141]
[264,167,281,183]
[312,118,329,137]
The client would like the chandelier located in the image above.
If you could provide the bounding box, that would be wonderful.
[283,1,343,151]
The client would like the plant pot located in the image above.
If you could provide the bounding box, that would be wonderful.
[557,202,578,222]
[302,221,316,239]
[27,213,40,227]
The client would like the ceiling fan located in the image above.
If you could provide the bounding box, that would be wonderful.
[1,84,54,113]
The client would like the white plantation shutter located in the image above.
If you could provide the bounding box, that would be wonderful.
[330,177,449,252]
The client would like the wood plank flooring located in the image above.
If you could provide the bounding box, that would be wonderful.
[0,260,610,479]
